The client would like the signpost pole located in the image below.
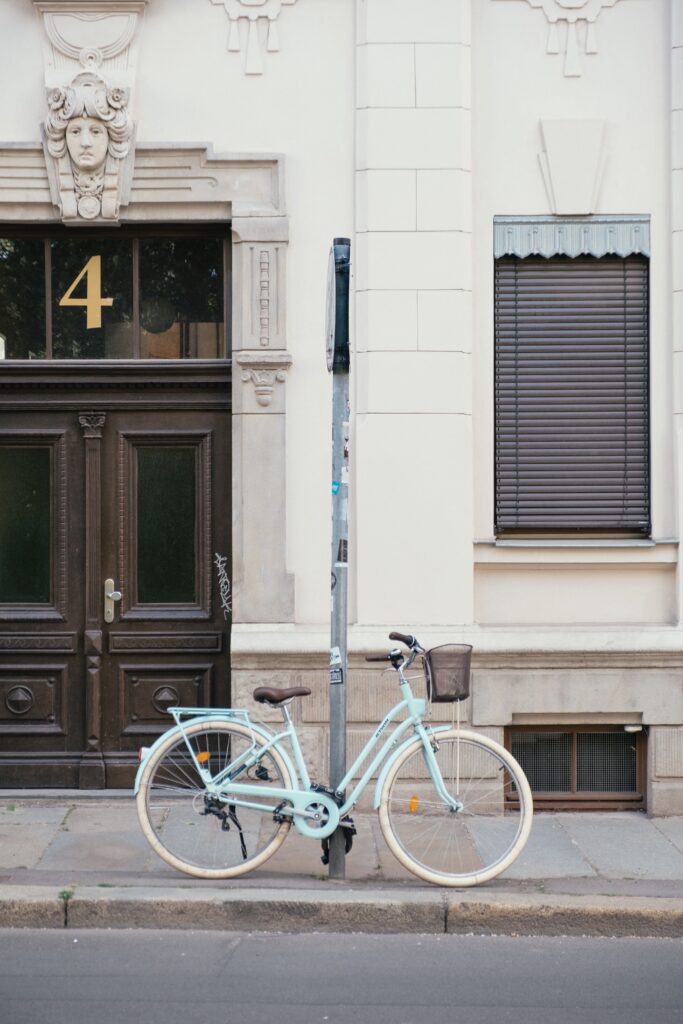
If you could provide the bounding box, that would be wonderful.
[326,238,350,880]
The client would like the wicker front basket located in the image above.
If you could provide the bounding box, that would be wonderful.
[423,644,472,703]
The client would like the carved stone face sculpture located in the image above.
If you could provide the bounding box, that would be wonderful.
[65,116,109,174]
[43,72,133,221]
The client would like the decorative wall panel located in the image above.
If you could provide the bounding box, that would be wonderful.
[209,0,299,74]
[493,0,632,77]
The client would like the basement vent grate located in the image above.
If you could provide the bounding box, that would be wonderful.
[508,727,644,809]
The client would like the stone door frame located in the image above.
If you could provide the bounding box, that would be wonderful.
[0,141,295,625]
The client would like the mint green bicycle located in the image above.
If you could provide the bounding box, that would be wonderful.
[135,632,533,887]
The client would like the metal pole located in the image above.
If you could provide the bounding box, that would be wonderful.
[327,238,350,879]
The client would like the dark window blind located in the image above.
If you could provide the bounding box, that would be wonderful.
[494,255,650,534]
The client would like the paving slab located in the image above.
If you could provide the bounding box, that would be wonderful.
[652,817,683,855]
[0,803,71,826]
[269,816,384,881]
[557,813,683,879]
[501,815,596,879]
[34,830,157,873]
[62,804,143,833]
[0,826,60,869]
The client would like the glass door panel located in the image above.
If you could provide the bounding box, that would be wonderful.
[139,236,225,358]
[137,446,197,604]
[0,238,46,359]
[0,228,230,361]
[0,447,51,603]
[51,237,134,359]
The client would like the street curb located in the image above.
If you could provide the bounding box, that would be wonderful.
[448,893,683,938]
[1,886,683,936]
[0,887,65,929]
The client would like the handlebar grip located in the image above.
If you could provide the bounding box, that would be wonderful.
[389,631,416,647]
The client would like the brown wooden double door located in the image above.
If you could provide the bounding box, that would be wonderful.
[0,363,231,787]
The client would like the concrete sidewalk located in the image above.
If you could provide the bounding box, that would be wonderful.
[1,793,683,937]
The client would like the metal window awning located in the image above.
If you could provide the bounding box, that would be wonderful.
[494,216,650,260]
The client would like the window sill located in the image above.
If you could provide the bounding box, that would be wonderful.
[474,539,678,565]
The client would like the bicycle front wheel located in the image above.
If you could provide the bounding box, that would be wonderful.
[379,728,533,887]
[137,719,293,879]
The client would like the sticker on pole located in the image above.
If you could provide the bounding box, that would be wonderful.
[330,668,344,685]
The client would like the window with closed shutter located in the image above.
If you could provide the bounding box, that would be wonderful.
[494,255,650,535]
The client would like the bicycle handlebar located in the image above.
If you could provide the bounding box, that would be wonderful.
[389,631,416,647]
[365,632,424,667]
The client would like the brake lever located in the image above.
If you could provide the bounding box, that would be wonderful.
[365,648,403,665]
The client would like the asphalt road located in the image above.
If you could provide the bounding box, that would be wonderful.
[1,929,682,1024]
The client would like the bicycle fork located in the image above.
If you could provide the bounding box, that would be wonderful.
[422,730,465,812]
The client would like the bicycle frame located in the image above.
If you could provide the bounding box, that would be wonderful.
[136,666,460,841]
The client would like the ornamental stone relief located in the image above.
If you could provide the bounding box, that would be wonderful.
[34,2,146,222]
[43,73,134,220]
[494,0,631,77]
[209,0,299,74]
[236,351,291,409]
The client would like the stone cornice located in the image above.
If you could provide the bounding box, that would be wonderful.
[0,144,285,221]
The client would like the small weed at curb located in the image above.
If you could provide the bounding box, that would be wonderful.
[97,882,115,888]
[58,889,74,928]
[5,804,16,812]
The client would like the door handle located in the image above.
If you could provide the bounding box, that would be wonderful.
[104,578,122,623]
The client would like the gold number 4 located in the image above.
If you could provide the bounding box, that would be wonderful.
[59,255,114,329]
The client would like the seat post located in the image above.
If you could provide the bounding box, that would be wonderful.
[280,702,294,727]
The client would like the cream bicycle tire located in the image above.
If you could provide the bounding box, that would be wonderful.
[137,719,293,879]
[379,728,533,887]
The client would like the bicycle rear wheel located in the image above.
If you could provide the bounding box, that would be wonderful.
[379,728,533,886]
[136,719,293,879]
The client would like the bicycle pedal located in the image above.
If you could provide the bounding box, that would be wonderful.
[341,815,356,853]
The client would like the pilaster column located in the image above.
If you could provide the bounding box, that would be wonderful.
[232,215,295,622]
[673,0,683,622]
[355,0,474,626]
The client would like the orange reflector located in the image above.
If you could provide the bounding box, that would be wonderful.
[196,752,210,764]
[409,795,419,813]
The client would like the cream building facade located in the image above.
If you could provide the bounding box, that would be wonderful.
[0,0,682,811]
